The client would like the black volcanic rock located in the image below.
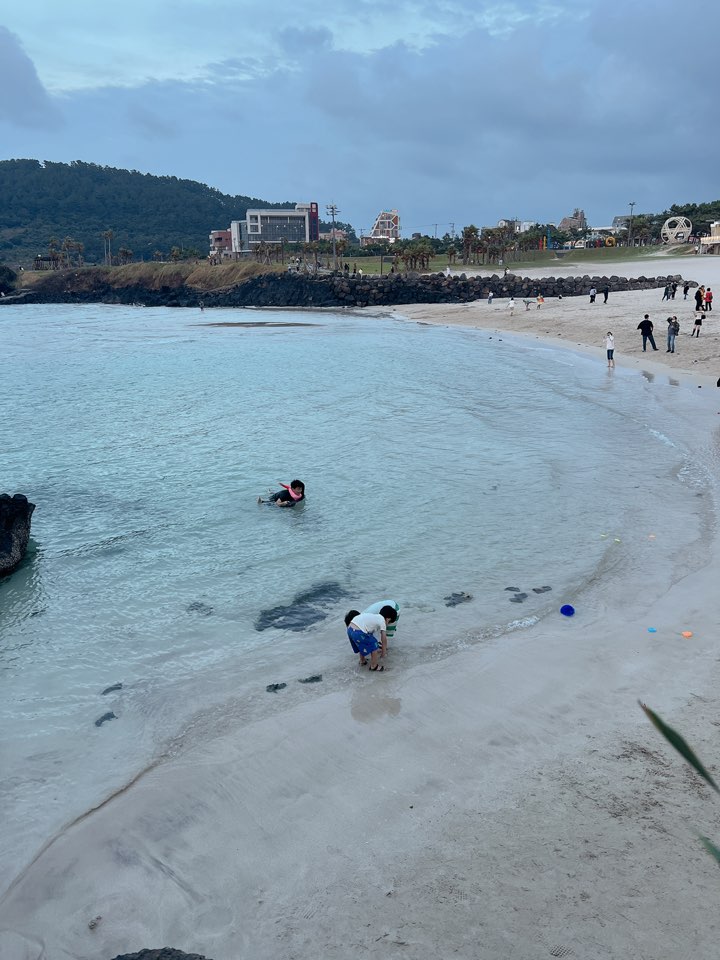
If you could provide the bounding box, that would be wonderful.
[111,950,213,960]
[1,270,688,311]
[0,493,35,576]
[255,581,349,632]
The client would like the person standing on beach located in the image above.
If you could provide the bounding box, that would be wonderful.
[606,331,615,368]
[692,311,703,337]
[602,285,609,304]
[637,314,658,351]
[589,287,597,303]
[683,282,690,300]
[666,316,678,353]
[705,287,713,311]
[507,297,515,315]
[671,282,678,300]
[695,286,705,312]
[661,284,671,302]
[488,290,494,305]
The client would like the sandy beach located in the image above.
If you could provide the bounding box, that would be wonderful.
[2,255,720,960]
[395,253,720,386]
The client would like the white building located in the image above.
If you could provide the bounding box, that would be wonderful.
[497,219,537,234]
[230,202,319,254]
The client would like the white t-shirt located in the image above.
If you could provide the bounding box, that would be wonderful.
[364,600,399,637]
[350,612,386,636]
[606,335,614,350]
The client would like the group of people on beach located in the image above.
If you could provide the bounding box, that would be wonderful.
[611,302,709,363]
[259,480,400,674]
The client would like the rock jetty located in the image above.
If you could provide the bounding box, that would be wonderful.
[2,271,687,311]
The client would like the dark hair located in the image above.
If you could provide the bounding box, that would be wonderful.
[344,609,360,626]
[290,479,305,493]
[379,605,398,623]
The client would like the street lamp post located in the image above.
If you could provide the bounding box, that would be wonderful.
[326,203,339,272]
[628,202,636,248]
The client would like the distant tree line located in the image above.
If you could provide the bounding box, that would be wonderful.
[1,158,718,270]
[0,159,296,266]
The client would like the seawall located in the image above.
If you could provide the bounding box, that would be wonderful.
[1,271,687,310]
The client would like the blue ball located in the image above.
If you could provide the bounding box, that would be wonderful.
[560,604,575,617]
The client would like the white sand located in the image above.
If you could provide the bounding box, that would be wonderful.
[2,257,720,960]
[402,252,720,384]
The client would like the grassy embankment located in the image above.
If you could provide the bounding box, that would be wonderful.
[18,260,277,293]
[16,245,693,294]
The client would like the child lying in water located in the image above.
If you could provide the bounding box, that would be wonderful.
[258,480,305,507]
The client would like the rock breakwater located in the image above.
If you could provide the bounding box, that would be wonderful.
[2,270,687,310]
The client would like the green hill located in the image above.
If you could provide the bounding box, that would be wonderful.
[0,159,298,266]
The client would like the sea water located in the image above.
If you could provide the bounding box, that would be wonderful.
[0,303,715,890]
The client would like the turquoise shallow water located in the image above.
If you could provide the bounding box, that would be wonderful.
[0,303,715,886]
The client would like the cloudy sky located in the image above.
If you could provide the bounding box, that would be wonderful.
[1,0,717,235]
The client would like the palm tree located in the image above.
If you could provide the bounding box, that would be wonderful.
[48,237,60,270]
[61,236,78,268]
[461,225,479,264]
[102,230,114,266]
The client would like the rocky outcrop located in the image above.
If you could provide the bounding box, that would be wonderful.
[0,493,35,576]
[2,270,689,311]
[0,264,18,295]
[255,581,349,632]
[111,951,212,960]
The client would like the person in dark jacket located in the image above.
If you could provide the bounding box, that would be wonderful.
[637,314,658,351]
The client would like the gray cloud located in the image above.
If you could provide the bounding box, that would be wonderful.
[1,0,717,232]
[0,26,60,128]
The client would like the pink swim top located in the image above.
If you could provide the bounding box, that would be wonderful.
[280,483,303,501]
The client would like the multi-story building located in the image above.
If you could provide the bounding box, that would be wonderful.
[700,221,720,254]
[228,202,319,254]
[558,208,588,233]
[496,219,537,234]
[208,229,232,259]
[360,209,400,246]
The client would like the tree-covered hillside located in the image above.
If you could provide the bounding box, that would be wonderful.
[0,159,299,265]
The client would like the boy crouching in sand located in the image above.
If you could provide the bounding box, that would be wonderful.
[344,606,398,671]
